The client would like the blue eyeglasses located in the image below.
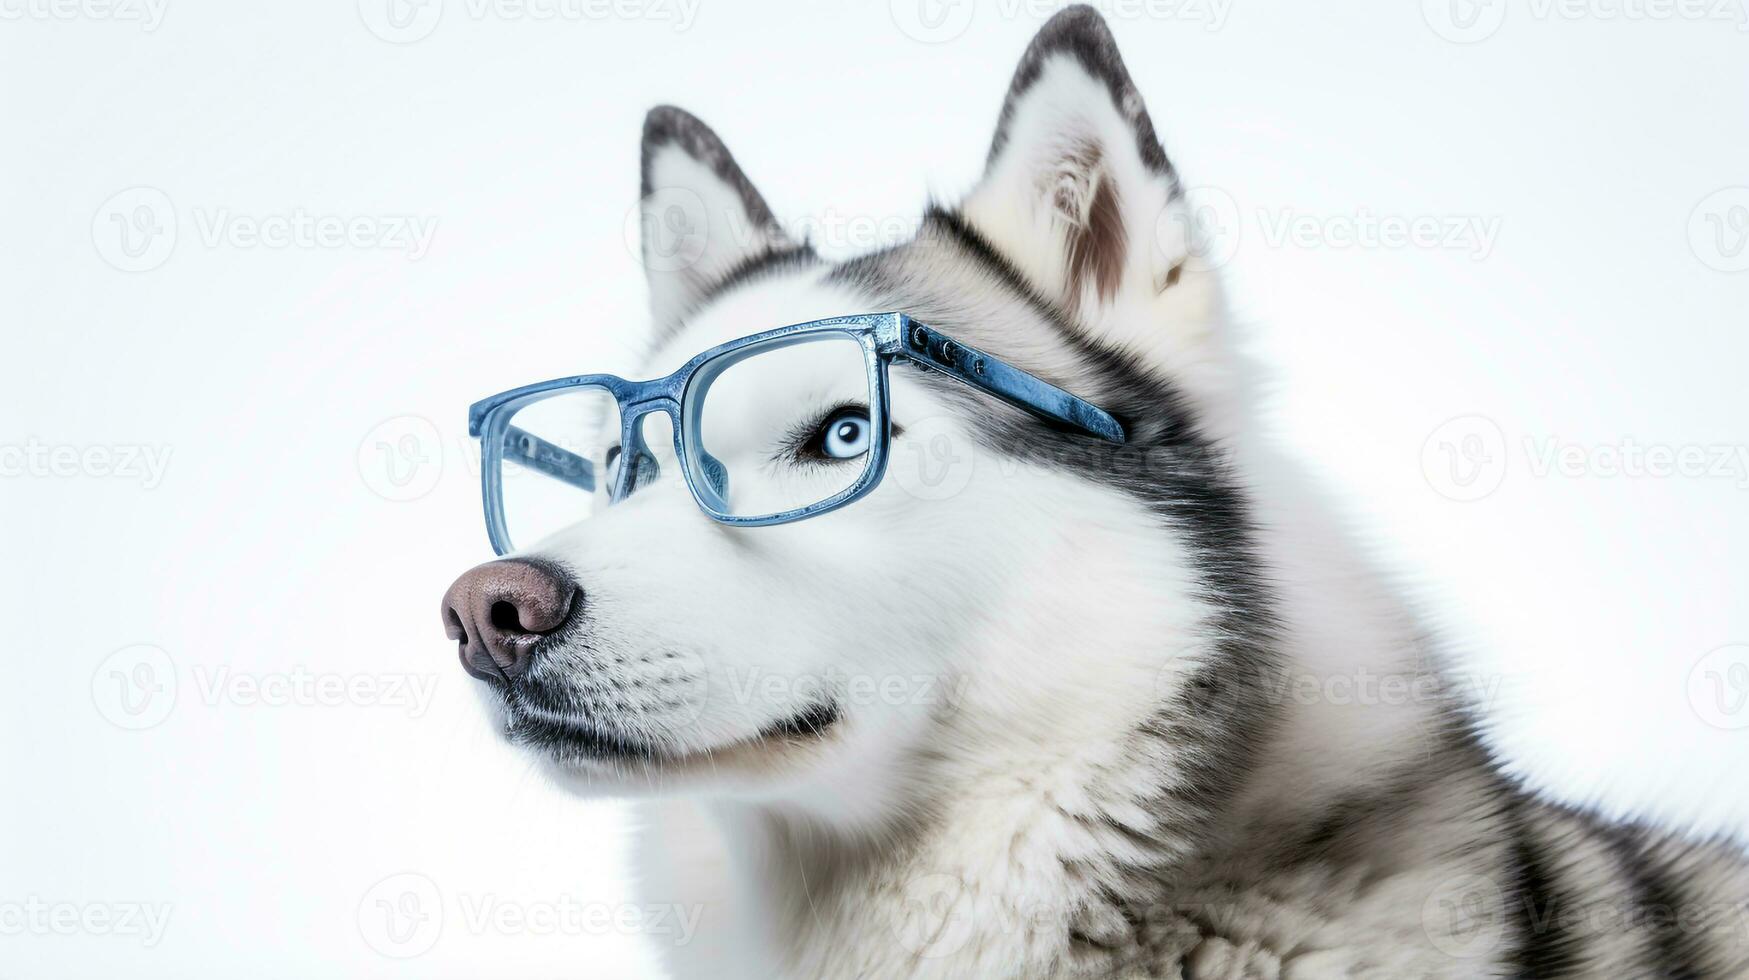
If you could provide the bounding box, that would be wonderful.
[467,312,1125,555]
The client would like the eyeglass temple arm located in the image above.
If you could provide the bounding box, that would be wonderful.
[501,425,596,492]
[892,319,1126,444]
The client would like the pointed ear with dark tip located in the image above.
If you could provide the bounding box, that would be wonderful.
[638,106,805,335]
[961,7,1222,367]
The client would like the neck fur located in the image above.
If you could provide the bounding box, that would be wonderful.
[697,432,1455,978]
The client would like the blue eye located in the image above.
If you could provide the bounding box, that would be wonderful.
[819,408,871,460]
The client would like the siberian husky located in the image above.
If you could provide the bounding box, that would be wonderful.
[441,7,1749,977]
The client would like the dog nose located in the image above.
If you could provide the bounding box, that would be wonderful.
[441,559,578,684]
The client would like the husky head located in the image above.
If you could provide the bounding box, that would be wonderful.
[442,6,1272,830]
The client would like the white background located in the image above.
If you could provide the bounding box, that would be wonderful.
[3,0,1747,976]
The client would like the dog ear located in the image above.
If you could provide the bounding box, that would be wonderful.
[961,7,1220,365]
[638,106,805,335]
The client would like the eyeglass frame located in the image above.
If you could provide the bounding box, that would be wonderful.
[467,311,1126,555]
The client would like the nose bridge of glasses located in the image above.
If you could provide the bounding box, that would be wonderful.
[615,396,733,512]
[608,400,670,498]
[619,396,678,427]
[626,403,679,453]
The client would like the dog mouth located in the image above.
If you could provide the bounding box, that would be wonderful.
[504,699,842,764]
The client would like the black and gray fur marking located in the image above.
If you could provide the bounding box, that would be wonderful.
[1504,796,1585,978]
[834,206,1286,894]
[691,240,818,312]
[988,5,1178,185]
[641,104,783,229]
[1604,821,1710,979]
[639,105,818,336]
